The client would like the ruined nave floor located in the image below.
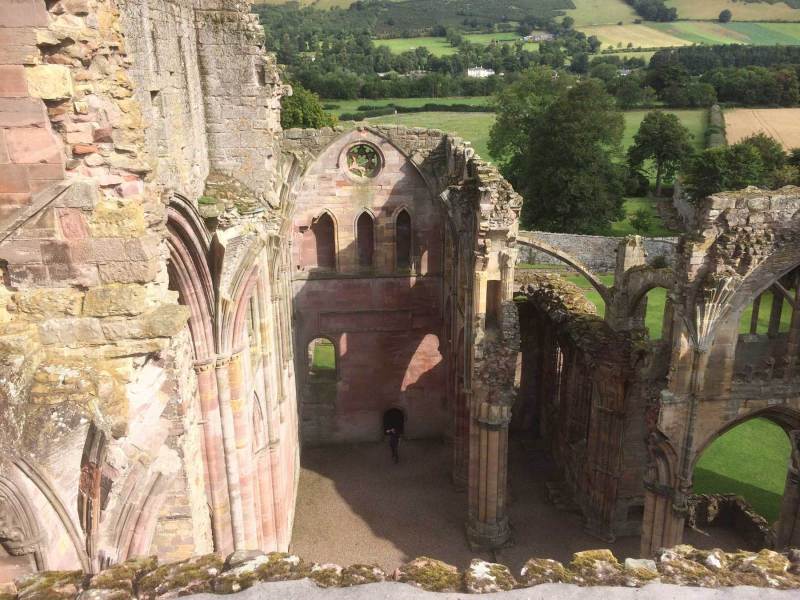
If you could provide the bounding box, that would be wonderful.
[290,439,644,572]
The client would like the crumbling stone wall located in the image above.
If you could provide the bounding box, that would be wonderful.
[0,0,298,584]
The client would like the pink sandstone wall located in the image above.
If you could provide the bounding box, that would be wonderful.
[291,130,448,444]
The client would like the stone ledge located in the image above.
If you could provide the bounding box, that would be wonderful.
[5,546,800,600]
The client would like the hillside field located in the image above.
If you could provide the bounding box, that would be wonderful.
[582,20,800,49]
[666,0,800,21]
[566,0,639,26]
[724,108,800,149]
[376,32,534,57]
[325,96,492,117]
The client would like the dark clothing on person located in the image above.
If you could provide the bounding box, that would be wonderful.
[387,429,400,463]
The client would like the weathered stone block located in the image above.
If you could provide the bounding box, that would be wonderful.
[97,259,160,284]
[83,284,147,317]
[0,65,28,97]
[14,288,83,318]
[15,570,83,600]
[88,201,146,238]
[25,65,74,100]
[89,555,158,593]
[518,558,570,586]
[6,127,63,164]
[39,317,104,346]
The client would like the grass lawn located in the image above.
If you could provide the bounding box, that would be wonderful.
[375,37,458,57]
[622,109,708,153]
[694,418,791,523]
[609,197,677,238]
[739,291,793,334]
[311,339,336,372]
[368,111,496,160]
[326,96,491,117]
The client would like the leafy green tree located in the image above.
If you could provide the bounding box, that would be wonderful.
[488,67,573,171]
[684,144,765,200]
[719,9,732,23]
[492,78,625,233]
[739,133,786,173]
[628,111,694,196]
[281,84,337,129]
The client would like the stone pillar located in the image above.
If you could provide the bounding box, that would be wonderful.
[215,355,246,550]
[500,249,518,302]
[228,351,259,550]
[467,401,512,549]
[194,360,235,554]
[777,430,800,549]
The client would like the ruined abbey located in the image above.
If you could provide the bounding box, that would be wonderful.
[1,0,800,592]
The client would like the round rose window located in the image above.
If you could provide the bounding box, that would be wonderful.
[346,144,381,179]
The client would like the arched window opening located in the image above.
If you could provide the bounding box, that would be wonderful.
[635,287,670,341]
[356,212,375,268]
[308,338,336,382]
[396,209,412,271]
[693,418,791,527]
[312,213,336,271]
[740,289,794,336]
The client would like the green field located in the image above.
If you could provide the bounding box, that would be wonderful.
[582,20,800,50]
[326,96,491,117]
[694,418,791,523]
[368,111,496,159]
[376,37,458,57]
[566,0,639,26]
[609,197,677,238]
[666,0,800,22]
[376,32,533,56]
[311,339,336,372]
[622,109,708,152]
[652,20,800,45]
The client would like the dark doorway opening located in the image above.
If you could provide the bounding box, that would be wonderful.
[383,408,405,435]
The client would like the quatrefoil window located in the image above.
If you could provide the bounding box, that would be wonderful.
[346,143,382,179]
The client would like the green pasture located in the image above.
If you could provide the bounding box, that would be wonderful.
[694,418,791,523]
[326,96,491,117]
[566,0,639,26]
[375,37,458,57]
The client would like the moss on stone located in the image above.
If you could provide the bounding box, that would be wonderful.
[395,557,461,593]
[569,550,624,586]
[340,564,386,586]
[136,554,222,600]
[464,559,517,593]
[16,571,84,600]
[308,564,343,588]
[519,558,571,586]
[90,556,158,591]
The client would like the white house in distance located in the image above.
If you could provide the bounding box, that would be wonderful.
[467,66,496,78]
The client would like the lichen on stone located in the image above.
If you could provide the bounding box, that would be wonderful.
[308,563,343,588]
[569,549,625,586]
[89,555,158,592]
[136,554,223,600]
[464,559,517,593]
[16,571,84,600]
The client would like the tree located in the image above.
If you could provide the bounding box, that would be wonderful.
[628,111,695,195]
[719,9,732,23]
[739,133,786,173]
[492,78,626,233]
[280,84,337,129]
[683,144,765,200]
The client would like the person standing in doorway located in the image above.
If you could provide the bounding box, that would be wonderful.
[386,427,400,464]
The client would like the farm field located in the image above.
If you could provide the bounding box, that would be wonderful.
[326,96,492,117]
[666,0,800,22]
[694,418,791,523]
[724,108,800,149]
[581,21,800,49]
[565,0,639,26]
[580,23,691,49]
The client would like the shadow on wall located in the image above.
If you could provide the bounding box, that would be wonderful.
[292,149,449,446]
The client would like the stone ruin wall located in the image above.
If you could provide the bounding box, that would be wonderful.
[0,0,297,581]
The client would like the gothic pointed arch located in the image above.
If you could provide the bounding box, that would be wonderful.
[395,207,412,271]
[355,210,375,268]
